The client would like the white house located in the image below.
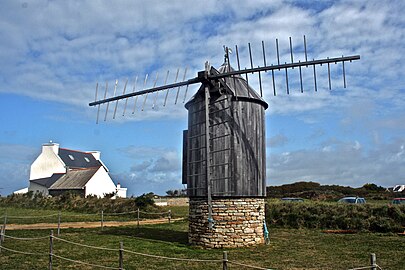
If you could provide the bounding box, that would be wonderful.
[28,142,126,198]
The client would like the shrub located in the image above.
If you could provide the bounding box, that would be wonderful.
[0,192,159,214]
[265,200,405,233]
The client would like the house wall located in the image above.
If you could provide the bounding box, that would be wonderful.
[85,167,117,197]
[30,143,66,180]
[116,187,127,198]
[28,182,49,196]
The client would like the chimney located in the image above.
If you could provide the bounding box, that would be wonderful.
[89,151,101,160]
[42,141,59,155]
[117,183,121,189]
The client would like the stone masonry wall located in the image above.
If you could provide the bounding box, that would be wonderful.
[189,197,265,248]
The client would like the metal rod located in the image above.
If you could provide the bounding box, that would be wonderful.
[182,84,190,103]
[208,55,360,80]
[258,67,263,97]
[248,42,253,71]
[235,44,241,100]
[235,45,241,71]
[122,77,132,116]
[245,68,251,98]
[164,68,179,106]
[96,82,101,124]
[142,72,159,111]
[299,63,303,93]
[276,38,280,66]
[94,82,98,102]
[141,74,149,111]
[155,70,169,108]
[289,36,294,65]
[313,60,318,92]
[92,76,200,107]
[285,64,289,94]
[114,79,127,119]
[90,55,360,107]
[262,40,267,68]
[104,80,116,121]
[175,67,187,104]
[304,35,308,62]
[99,81,108,123]
[131,76,139,114]
[342,56,346,88]
[226,46,237,99]
[328,58,331,90]
[271,66,276,96]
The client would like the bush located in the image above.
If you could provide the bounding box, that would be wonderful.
[265,200,405,233]
[0,192,159,214]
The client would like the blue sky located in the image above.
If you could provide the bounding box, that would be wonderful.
[1,0,405,196]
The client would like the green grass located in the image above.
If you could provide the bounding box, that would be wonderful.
[0,207,171,225]
[1,221,405,269]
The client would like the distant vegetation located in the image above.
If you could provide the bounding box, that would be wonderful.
[264,181,405,232]
[0,191,158,213]
[266,200,405,233]
[266,181,402,201]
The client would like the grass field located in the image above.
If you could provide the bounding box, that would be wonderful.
[1,220,405,269]
[0,207,170,225]
[1,204,405,269]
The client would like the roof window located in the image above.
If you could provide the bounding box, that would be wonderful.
[84,157,90,163]
[68,154,75,160]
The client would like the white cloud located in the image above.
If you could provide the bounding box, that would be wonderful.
[115,145,182,195]
[0,143,37,195]
[268,137,405,188]
[1,0,405,194]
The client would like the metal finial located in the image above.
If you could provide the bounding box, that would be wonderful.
[223,46,232,64]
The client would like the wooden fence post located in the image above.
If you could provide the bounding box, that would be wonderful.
[49,230,54,270]
[0,225,3,253]
[222,251,228,270]
[3,214,7,241]
[168,210,171,223]
[119,241,124,270]
[137,208,140,228]
[370,253,376,270]
[57,211,61,236]
[101,210,104,231]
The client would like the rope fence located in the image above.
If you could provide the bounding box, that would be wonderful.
[0,229,276,270]
[0,213,385,270]
[1,208,173,235]
[52,254,122,270]
[348,253,383,270]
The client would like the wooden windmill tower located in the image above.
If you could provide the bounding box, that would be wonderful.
[90,36,360,248]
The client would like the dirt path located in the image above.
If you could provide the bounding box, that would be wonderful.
[5,218,184,230]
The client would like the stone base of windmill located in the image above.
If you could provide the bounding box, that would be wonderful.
[188,197,265,248]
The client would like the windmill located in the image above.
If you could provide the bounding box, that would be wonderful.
[89,36,360,248]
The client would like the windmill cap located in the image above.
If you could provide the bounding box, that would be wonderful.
[185,62,268,109]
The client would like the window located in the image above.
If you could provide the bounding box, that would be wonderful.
[84,157,90,163]
[68,154,75,160]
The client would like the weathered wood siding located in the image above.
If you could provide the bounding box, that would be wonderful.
[185,90,266,197]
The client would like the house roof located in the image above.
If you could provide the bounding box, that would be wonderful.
[30,174,64,188]
[49,167,100,190]
[58,148,102,169]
